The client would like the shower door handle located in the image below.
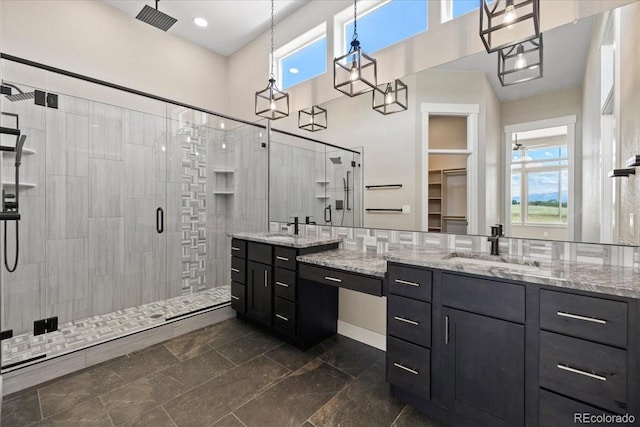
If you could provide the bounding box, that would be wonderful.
[156,207,164,234]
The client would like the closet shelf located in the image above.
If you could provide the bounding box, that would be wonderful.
[213,169,234,174]
[213,191,234,195]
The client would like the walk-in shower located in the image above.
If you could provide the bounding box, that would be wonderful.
[0,58,268,377]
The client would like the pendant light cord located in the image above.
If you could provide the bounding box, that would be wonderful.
[270,0,275,80]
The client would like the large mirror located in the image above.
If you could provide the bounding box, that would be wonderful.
[270,2,640,246]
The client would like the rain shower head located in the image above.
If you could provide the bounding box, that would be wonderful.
[2,83,35,102]
[136,0,177,31]
[329,157,342,164]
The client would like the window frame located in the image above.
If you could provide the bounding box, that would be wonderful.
[333,0,428,59]
[510,145,569,226]
[274,22,327,90]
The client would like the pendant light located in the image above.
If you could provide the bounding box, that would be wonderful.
[255,0,289,120]
[372,79,408,115]
[480,0,540,53]
[333,0,377,97]
[298,105,327,132]
[498,35,543,86]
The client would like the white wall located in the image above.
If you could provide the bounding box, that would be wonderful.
[1,0,228,113]
[227,0,635,122]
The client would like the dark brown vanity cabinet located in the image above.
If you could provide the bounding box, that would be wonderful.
[231,238,339,350]
[385,263,639,427]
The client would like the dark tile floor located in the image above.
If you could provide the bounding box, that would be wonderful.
[1,318,446,427]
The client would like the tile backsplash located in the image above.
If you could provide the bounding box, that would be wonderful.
[270,222,640,269]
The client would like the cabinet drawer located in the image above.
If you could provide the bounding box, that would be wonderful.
[539,330,627,413]
[273,297,296,338]
[248,242,272,265]
[231,282,246,314]
[231,257,246,284]
[387,336,430,399]
[388,295,431,348]
[231,239,247,258]
[299,263,383,296]
[388,264,432,302]
[274,246,297,271]
[442,273,525,323]
[540,289,627,348]
[274,268,296,302]
[539,389,615,427]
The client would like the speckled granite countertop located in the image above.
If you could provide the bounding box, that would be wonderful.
[385,247,640,299]
[231,232,342,249]
[297,249,387,278]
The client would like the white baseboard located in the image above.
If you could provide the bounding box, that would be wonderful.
[337,320,386,351]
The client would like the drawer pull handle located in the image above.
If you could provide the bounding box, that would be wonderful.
[276,281,289,288]
[231,247,240,251]
[276,256,289,261]
[445,315,450,344]
[230,295,240,300]
[395,279,420,287]
[264,270,268,287]
[393,363,419,375]
[394,316,419,326]
[557,364,607,382]
[231,268,240,273]
[556,311,607,325]
[324,276,342,283]
[275,314,289,322]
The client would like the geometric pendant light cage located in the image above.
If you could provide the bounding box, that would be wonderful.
[480,0,540,53]
[298,105,328,132]
[333,0,378,97]
[498,35,543,86]
[255,0,289,120]
[372,79,408,115]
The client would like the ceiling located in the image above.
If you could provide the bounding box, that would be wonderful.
[104,0,309,57]
[436,15,595,102]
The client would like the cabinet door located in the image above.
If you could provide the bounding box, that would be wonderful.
[443,308,525,427]
[247,261,273,326]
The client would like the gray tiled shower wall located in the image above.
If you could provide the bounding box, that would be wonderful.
[0,91,267,336]
[270,222,639,269]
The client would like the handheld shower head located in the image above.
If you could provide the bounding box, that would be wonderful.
[15,135,27,165]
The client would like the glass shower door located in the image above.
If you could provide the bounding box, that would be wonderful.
[0,79,49,369]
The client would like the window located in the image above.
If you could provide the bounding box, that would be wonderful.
[275,23,327,90]
[510,126,569,225]
[341,0,427,55]
[442,0,495,23]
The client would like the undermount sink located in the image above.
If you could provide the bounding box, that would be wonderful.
[443,252,541,272]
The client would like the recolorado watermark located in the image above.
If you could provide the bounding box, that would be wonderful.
[574,413,636,424]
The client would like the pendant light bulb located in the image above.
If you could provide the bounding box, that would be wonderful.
[270,99,277,111]
[514,44,527,69]
[503,0,517,26]
[350,62,359,81]
[384,83,394,105]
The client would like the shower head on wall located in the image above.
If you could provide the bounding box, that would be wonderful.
[136,0,177,31]
[329,157,342,164]
[1,83,35,102]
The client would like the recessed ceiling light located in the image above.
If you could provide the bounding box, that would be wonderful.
[193,17,208,28]
[289,68,300,74]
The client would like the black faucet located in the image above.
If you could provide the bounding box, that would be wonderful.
[287,216,299,235]
[488,224,503,256]
[305,216,316,225]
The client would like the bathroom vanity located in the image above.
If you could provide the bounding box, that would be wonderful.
[230,233,342,349]
[384,249,639,427]
[229,233,639,426]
